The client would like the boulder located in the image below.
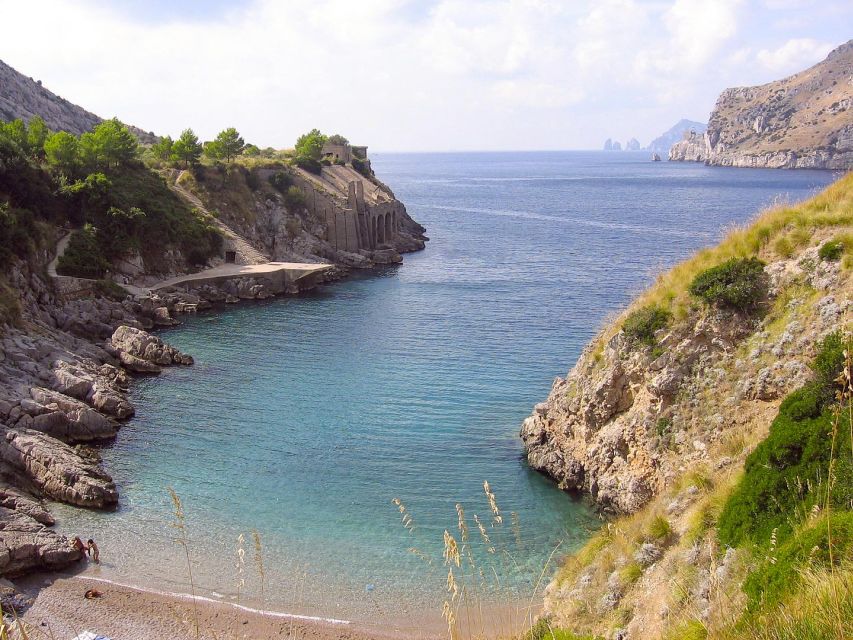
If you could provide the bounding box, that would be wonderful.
[0,506,82,576]
[109,325,193,367]
[27,388,119,441]
[0,429,118,509]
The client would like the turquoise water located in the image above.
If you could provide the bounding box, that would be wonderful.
[56,152,837,625]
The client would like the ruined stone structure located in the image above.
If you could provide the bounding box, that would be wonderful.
[269,165,407,256]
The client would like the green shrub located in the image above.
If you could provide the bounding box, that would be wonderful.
[352,156,371,177]
[818,240,843,261]
[623,305,671,346]
[268,171,292,192]
[56,226,111,279]
[742,512,853,611]
[688,257,767,311]
[294,155,322,174]
[527,619,602,640]
[646,515,673,541]
[718,333,852,547]
[283,186,306,210]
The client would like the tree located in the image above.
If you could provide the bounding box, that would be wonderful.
[26,116,49,158]
[212,127,244,162]
[202,139,223,161]
[294,129,327,161]
[172,128,202,168]
[150,135,174,161]
[327,133,349,145]
[79,118,137,169]
[2,119,29,154]
[44,131,80,175]
[243,143,260,157]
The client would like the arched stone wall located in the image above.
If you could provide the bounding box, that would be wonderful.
[385,213,393,240]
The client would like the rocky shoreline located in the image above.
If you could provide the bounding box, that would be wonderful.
[0,252,385,604]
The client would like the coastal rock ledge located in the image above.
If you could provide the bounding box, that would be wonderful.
[521,245,846,515]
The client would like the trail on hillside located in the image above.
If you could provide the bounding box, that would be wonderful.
[171,170,270,265]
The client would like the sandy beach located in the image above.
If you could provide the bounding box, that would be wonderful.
[15,571,443,640]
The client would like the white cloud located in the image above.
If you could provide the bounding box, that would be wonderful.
[756,38,835,73]
[0,0,848,150]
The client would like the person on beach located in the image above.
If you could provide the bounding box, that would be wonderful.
[87,539,100,564]
[71,537,86,559]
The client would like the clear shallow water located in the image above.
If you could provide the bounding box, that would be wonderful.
[56,151,837,625]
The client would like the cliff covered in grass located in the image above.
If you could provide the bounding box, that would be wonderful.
[524,174,853,639]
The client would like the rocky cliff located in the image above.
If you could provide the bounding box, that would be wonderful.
[0,58,155,142]
[523,175,853,639]
[669,40,853,169]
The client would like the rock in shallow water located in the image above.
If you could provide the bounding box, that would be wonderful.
[0,506,82,576]
[0,429,118,509]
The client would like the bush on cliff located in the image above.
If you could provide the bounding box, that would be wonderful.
[740,512,853,612]
[622,305,671,346]
[283,186,305,210]
[718,331,851,548]
[56,225,111,278]
[818,239,843,261]
[688,257,767,311]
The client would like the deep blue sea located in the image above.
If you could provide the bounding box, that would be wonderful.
[56,151,837,626]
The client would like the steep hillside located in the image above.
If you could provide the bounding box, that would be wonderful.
[524,174,853,638]
[648,119,706,153]
[173,160,427,270]
[670,41,853,169]
[0,58,156,142]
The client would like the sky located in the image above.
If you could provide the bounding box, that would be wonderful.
[1,0,851,151]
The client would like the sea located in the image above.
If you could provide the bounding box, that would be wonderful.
[55,151,838,629]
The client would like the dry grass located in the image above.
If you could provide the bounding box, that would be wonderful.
[591,173,853,350]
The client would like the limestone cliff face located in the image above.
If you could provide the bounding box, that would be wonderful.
[521,245,848,516]
[179,163,427,271]
[670,40,853,169]
[0,58,155,141]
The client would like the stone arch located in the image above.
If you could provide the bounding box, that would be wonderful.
[370,217,376,249]
[385,212,393,240]
[377,213,385,245]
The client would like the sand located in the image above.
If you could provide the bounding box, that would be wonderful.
[15,571,442,640]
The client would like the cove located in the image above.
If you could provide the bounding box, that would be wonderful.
[54,151,836,626]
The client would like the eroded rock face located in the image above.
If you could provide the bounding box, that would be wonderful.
[521,313,754,514]
[25,387,119,441]
[0,507,82,576]
[109,325,193,368]
[0,429,118,509]
[669,40,853,170]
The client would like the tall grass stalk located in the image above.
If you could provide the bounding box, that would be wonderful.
[252,529,266,606]
[168,487,199,639]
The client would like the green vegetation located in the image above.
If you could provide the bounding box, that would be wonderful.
[172,128,203,168]
[622,305,671,346]
[57,225,110,278]
[741,513,853,611]
[0,117,221,282]
[527,619,602,640]
[204,127,245,163]
[283,186,305,209]
[818,239,843,261]
[688,257,767,311]
[718,331,851,547]
[293,128,327,174]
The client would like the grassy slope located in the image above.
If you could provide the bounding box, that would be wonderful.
[544,173,853,640]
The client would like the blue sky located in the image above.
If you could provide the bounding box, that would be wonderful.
[1,0,851,151]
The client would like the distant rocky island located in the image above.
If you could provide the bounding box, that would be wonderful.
[670,39,853,169]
